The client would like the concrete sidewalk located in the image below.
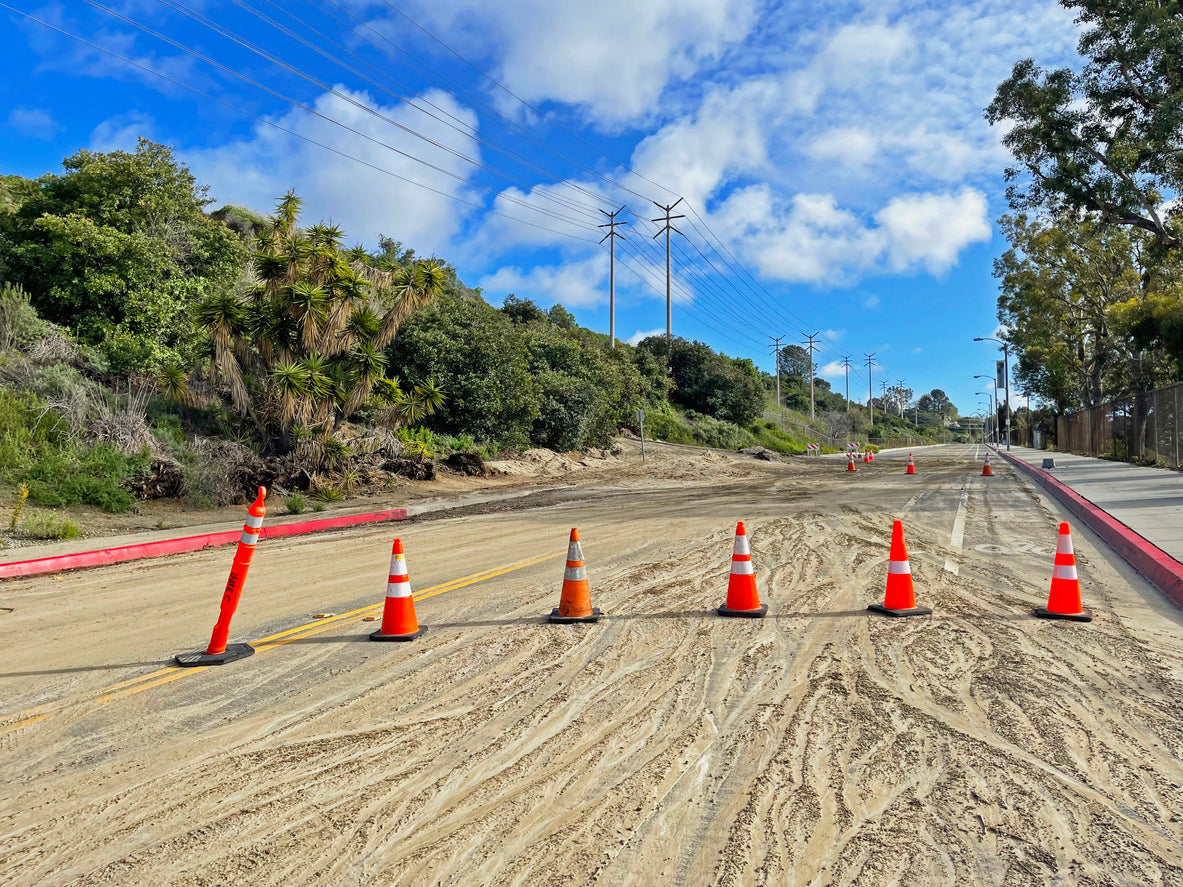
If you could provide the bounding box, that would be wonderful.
[1000,446,1183,561]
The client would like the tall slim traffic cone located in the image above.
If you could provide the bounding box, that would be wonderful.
[550,528,601,623]
[868,520,932,617]
[1034,523,1092,622]
[846,452,857,472]
[863,450,872,463]
[905,453,916,475]
[982,454,994,476]
[719,522,768,617]
[176,487,267,666]
[371,538,427,640]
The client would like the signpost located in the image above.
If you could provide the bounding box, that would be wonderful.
[637,409,646,464]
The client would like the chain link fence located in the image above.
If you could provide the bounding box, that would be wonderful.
[1057,381,1183,467]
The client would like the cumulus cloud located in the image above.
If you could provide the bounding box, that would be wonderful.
[479,254,609,308]
[876,188,992,273]
[397,0,760,127]
[627,327,668,346]
[90,112,155,151]
[183,87,481,253]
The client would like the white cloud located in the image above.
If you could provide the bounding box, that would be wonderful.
[479,254,609,308]
[862,294,880,310]
[627,327,667,346]
[876,188,992,273]
[90,112,156,151]
[819,359,847,380]
[7,107,60,140]
[183,87,481,253]
[399,0,760,127]
[806,127,879,171]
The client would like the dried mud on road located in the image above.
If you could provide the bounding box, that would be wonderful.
[2,444,1183,886]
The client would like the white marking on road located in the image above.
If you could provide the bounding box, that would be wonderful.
[944,481,970,575]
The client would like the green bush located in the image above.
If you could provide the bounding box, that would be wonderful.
[283,493,307,514]
[20,510,82,540]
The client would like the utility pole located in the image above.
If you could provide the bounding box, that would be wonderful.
[652,198,686,350]
[896,378,906,418]
[597,206,627,348]
[865,353,876,426]
[841,355,852,413]
[802,331,820,420]
[769,335,786,428]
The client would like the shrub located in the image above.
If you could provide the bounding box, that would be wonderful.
[283,493,307,514]
[20,510,82,540]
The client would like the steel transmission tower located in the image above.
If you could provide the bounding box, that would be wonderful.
[802,331,820,419]
[652,198,686,349]
[841,355,852,412]
[597,206,628,348]
[769,335,786,428]
[865,353,876,425]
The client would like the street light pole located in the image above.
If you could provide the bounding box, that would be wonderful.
[976,391,995,444]
[975,337,1011,451]
[974,375,996,444]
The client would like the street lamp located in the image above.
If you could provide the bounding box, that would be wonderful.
[976,390,995,443]
[974,337,1011,451]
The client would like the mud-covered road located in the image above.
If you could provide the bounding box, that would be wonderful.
[3,442,1183,886]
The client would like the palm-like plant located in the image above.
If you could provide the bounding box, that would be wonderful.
[194,190,446,454]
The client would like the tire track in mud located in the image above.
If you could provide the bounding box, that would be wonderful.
[2,448,1183,886]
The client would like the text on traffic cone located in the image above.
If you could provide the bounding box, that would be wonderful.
[205,486,267,655]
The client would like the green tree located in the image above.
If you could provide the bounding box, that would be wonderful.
[986,2,1183,247]
[195,191,445,450]
[0,140,243,370]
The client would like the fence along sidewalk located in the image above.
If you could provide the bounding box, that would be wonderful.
[1057,381,1183,468]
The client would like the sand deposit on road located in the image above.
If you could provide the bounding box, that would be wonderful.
[2,445,1182,886]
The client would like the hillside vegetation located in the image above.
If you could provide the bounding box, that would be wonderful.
[0,141,956,541]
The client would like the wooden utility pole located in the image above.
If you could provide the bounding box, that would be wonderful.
[841,355,852,412]
[652,198,685,349]
[598,206,627,348]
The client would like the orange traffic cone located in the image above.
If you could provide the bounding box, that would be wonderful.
[982,454,994,476]
[550,528,601,623]
[905,454,916,475]
[370,539,426,641]
[863,450,872,463]
[868,520,932,617]
[719,522,768,617]
[1034,523,1092,621]
[869,449,875,462]
[846,452,857,472]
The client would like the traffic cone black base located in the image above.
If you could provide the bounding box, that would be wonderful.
[370,626,428,642]
[548,607,602,624]
[867,603,932,618]
[175,643,255,667]
[1033,606,1092,622]
[718,603,768,618]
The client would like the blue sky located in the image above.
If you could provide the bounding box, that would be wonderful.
[1,0,1084,419]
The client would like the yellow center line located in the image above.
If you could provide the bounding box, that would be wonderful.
[30,550,563,712]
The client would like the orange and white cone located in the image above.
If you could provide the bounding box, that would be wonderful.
[982,454,994,476]
[550,528,601,623]
[906,454,916,475]
[1034,523,1092,622]
[846,452,857,472]
[863,450,872,463]
[868,520,932,617]
[719,522,768,617]
[370,539,426,641]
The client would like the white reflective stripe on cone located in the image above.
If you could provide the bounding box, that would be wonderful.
[730,560,754,575]
[390,553,407,572]
[386,579,412,598]
[733,535,751,556]
[888,560,912,574]
[564,566,588,581]
[1056,534,1074,555]
[245,514,265,529]
[1052,564,1078,581]
[240,530,260,546]
[567,542,583,560]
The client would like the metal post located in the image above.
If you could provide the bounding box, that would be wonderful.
[1004,345,1011,451]
[803,331,820,420]
[652,199,685,351]
[597,206,628,348]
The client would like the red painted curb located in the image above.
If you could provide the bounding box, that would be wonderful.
[995,449,1183,609]
[0,508,408,580]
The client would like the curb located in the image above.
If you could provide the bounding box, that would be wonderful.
[994,449,1183,609]
[0,508,408,580]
